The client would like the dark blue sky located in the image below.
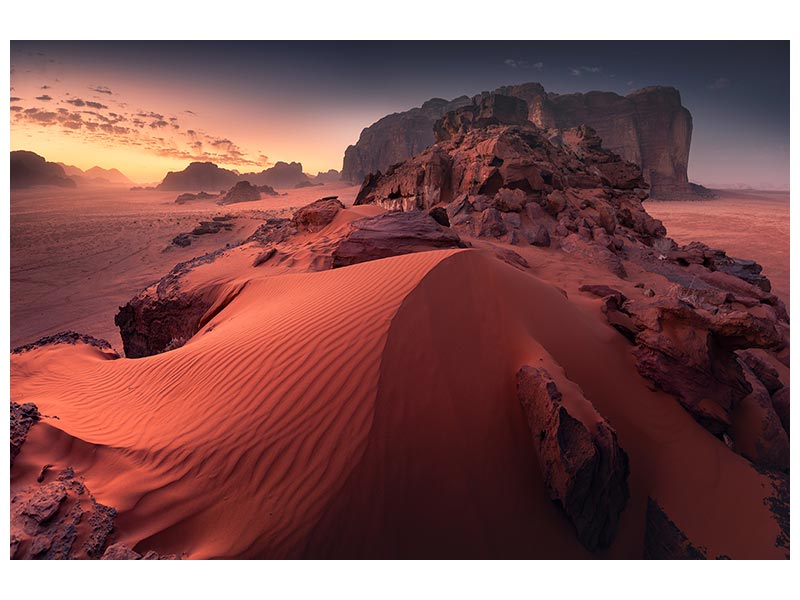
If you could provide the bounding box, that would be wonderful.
[11,41,790,187]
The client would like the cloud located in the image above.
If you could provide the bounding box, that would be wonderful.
[708,77,730,90]
[149,119,169,128]
[35,94,52,101]
[184,110,197,116]
[10,96,21,102]
[65,98,107,109]
[504,59,544,70]
[570,65,601,76]
[89,85,113,95]
[41,85,51,90]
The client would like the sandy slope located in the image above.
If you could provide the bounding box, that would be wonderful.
[10,245,785,558]
[10,182,360,350]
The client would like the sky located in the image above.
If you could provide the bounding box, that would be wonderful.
[10,41,789,187]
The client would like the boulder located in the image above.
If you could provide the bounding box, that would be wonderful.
[218,181,262,205]
[331,211,466,268]
[292,197,345,232]
[515,365,630,552]
[10,402,40,467]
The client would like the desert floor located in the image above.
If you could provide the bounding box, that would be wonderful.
[646,189,789,304]
[10,182,361,351]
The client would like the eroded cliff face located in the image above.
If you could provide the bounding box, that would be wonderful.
[342,83,704,200]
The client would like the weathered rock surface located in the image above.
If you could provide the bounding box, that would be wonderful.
[217,180,262,205]
[114,253,231,357]
[341,83,705,199]
[292,196,344,232]
[10,467,116,560]
[12,331,116,355]
[11,150,76,189]
[11,402,40,467]
[730,364,790,471]
[101,543,179,560]
[342,96,472,183]
[515,365,630,552]
[331,211,466,268]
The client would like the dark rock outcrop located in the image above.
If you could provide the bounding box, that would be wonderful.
[11,402,40,467]
[157,162,239,191]
[12,331,117,355]
[515,365,630,552]
[10,467,116,560]
[644,498,708,559]
[331,211,466,268]
[101,543,179,560]
[292,197,344,232]
[175,191,219,204]
[217,180,261,205]
[312,169,341,183]
[11,151,76,189]
[342,95,472,182]
[341,83,703,199]
[241,161,310,189]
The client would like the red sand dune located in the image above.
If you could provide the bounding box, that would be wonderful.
[10,235,787,558]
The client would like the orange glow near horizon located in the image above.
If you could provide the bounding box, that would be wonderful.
[10,53,377,183]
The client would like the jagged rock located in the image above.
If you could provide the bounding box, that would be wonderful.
[218,180,262,205]
[331,211,466,268]
[428,206,450,227]
[434,93,529,141]
[172,233,192,247]
[114,253,231,358]
[341,83,702,199]
[478,207,507,238]
[771,387,790,435]
[515,365,629,552]
[738,350,783,395]
[524,223,550,247]
[342,96,472,182]
[292,197,344,232]
[101,543,180,560]
[11,402,40,467]
[10,468,116,560]
[644,498,707,559]
[101,543,143,560]
[12,331,116,355]
[730,365,790,471]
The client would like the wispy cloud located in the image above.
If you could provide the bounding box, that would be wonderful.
[708,77,730,90]
[12,90,265,169]
[569,65,601,76]
[35,94,52,101]
[504,59,543,70]
[88,85,113,95]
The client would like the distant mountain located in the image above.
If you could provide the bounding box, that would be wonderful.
[156,162,240,192]
[11,151,76,189]
[57,163,134,185]
[241,162,310,189]
[312,169,341,184]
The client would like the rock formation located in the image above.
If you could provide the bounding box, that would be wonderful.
[218,180,262,204]
[312,169,341,183]
[157,161,239,191]
[342,96,472,183]
[352,94,789,452]
[515,365,630,552]
[10,466,117,559]
[11,150,76,189]
[341,82,706,199]
[241,161,310,189]
[292,196,344,232]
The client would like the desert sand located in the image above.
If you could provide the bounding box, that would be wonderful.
[10,185,789,558]
[10,181,360,350]
[646,190,790,304]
